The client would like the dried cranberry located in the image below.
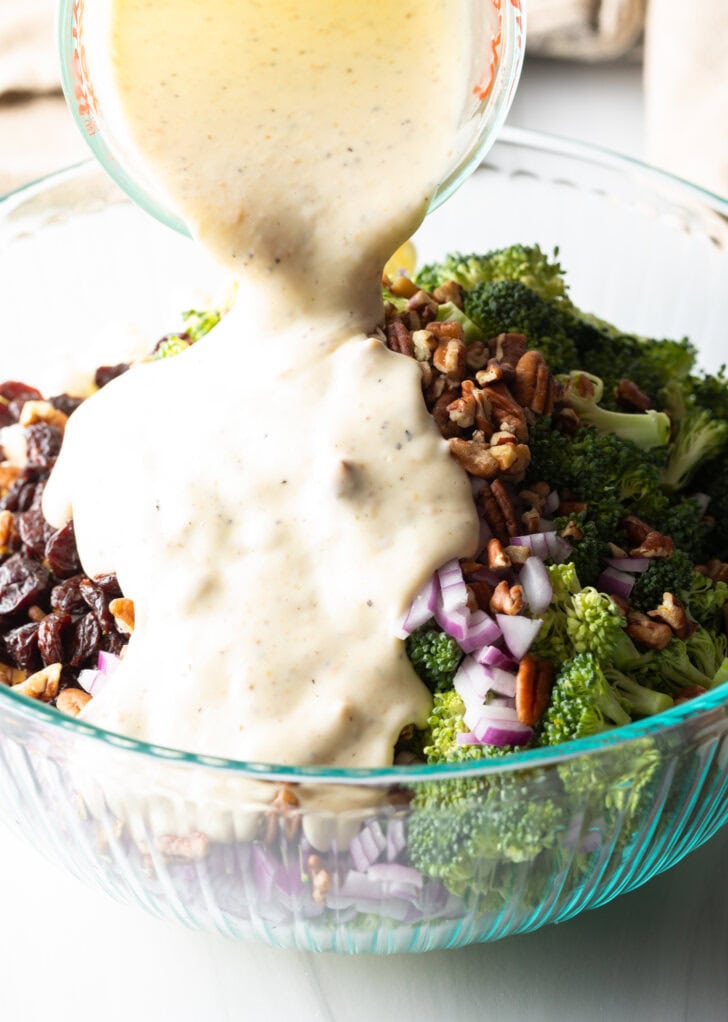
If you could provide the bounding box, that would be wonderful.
[25,423,63,468]
[45,521,82,578]
[49,394,84,418]
[0,404,14,429]
[68,612,102,667]
[94,364,129,389]
[3,621,41,672]
[50,575,87,614]
[38,612,71,666]
[79,578,114,634]
[0,553,51,615]
[17,507,54,560]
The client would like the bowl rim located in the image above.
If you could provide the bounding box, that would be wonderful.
[1,126,727,785]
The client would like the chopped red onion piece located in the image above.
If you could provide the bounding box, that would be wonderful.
[437,559,468,613]
[349,821,386,873]
[607,557,650,573]
[386,818,406,862]
[496,613,544,660]
[434,598,470,643]
[368,863,424,889]
[340,870,388,900]
[597,566,635,599]
[481,665,518,697]
[454,656,493,708]
[545,532,573,563]
[511,533,550,559]
[395,573,438,638]
[518,555,553,615]
[544,490,560,515]
[96,650,121,674]
[456,731,480,745]
[476,645,517,670]
[475,720,533,747]
[77,668,101,694]
[458,609,501,653]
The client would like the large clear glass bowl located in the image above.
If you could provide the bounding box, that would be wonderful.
[1,128,727,954]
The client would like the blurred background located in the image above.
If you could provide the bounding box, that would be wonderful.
[0,0,726,199]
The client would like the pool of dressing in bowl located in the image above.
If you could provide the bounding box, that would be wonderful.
[43,0,481,808]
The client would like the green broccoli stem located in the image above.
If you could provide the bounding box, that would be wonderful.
[559,371,670,451]
[604,668,674,717]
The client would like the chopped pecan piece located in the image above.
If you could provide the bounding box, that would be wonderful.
[615,378,652,411]
[0,508,14,550]
[475,359,507,386]
[521,508,541,534]
[448,436,501,477]
[385,318,414,357]
[18,400,68,432]
[479,484,509,545]
[493,333,528,368]
[432,280,463,309]
[468,580,493,611]
[447,379,479,429]
[109,597,135,634]
[486,538,511,570]
[156,832,209,861]
[432,387,463,439]
[13,662,61,702]
[427,320,464,342]
[465,341,489,371]
[265,784,301,843]
[516,656,555,726]
[490,580,524,616]
[504,544,531,564]
[626,610,673,650]
[490,479,520,537]
[647,592,696,639]
[412,329,437,362]
[674,685,708,705]
[621,515,652,545]
[630,531,674,558]
[519,488,546,512]
[696,559,728,584]
[307,854,332,904]
[407,290,439,318]
[433,337,467,380]
[56,687,92,717]
[558,500,588,516]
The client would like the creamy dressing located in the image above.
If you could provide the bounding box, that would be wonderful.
[43,0,479,802]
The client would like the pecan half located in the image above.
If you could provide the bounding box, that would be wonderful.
[512,350,545,408]
[490,580,524,615]
[516,656,555,726]
[385,318,413,357]
[493,332,528,368]
[465,341,489,371]
[647,592,696,639]
[479,484,509,545]
[621,515,652,545]
[626,610,673,649]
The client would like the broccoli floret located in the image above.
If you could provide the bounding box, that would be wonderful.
[686,572,728,631]
[153,335,191,360]
[635,637,716,693]
[661,383,728,490]
[560,372,670,451]
[603,666,674,717]
[538,652,631,746]
[683,625,728,683]
[434,302,483,343]
[548,562,582,603]
[688,365,728,421]
[415,244,571,303]
[565,587,625,660]
[630,550,694,612]
[408,771,564,897]
[660,498,712,563]
[462,281,578,375]
[567,315,696,410]
[552,518,610,589]
[405,625,462,693]
[422,690,477,762]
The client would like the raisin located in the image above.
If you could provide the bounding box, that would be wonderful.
[80,578,114,634]
[0,381,43,411]
[45,521,82,578]
[57,665,81,695]
[38,612,71,667]
[17,507,54,559]
[68,612,102,667]
[94,364,129,389]
[101,629,128,656]
[0,553,51,615]
[0,466,43,512]
[49,394,84,418]
[50,575,88,614]
[25,423,63,469]
[93,573,122,598]
[3,621,41,672]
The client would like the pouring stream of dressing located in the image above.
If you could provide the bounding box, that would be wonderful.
[43,0,480,803]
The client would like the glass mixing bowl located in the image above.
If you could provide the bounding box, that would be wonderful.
[1,128,727,953]
[57,0,525,236]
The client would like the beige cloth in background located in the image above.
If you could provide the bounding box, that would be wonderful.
[0,0,726,198]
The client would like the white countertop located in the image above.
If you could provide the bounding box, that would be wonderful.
[2,57,727,1022]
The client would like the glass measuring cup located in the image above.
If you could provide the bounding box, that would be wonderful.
[58,0,525,237]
